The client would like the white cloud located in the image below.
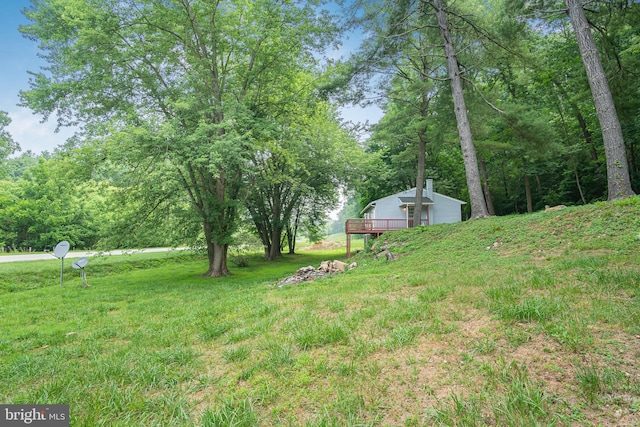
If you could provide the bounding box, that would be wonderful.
[339,104,383,125]
[7,107,75,154]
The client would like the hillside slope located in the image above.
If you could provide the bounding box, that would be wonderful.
[368,197,640,264]
[1,197,639,426]
[337,197,640,425]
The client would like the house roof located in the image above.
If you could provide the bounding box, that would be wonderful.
[398,196,434,205]
[360,187,465,215]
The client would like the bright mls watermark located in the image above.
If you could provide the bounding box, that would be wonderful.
[1,405,69,426]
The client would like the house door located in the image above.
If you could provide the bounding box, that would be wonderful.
[407,206,429,226]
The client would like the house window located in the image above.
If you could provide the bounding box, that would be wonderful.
[407,206,415,218]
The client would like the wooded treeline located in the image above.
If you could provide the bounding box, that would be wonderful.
[347,0,638,218]
[1,0,638,273]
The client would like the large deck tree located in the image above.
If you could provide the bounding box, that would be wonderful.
[20,0,338,276]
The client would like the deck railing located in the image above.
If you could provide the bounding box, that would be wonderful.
[345,218,428,234]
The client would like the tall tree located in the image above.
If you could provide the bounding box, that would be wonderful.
[430,0,490,218]
[244,99,357,260]
[564,0,635,200]
[20,0,338,276]
[343,0,491,218]
[509,0,637,200]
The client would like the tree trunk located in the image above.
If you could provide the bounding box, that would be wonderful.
[413,56,432,227]
[286,226,295,254]
[413,135,426,227]
[575,166,587,205]
[553,80,599,163]
[565,0,635,200]
[573,103,598,163]
[203,220,230,277]
[479,155,496,216]
[286,209,300,254]
[432,0,490,218]
[524,175,533,213]
[268,228,283,260]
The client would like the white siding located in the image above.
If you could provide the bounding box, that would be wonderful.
[373,193,406,221]
[360,183,464,225]
[430,193,464,224]
[366,189,432,223]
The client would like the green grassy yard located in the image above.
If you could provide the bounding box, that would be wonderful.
[1,198,640,426]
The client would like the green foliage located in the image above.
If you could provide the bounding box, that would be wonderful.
[353,0,639,214]
[0,111,19,177]
[243,84,362,259]
[19,0,350,275]
[0,155,104,251]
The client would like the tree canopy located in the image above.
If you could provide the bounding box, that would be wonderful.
[19,0,357,275]
[3,0,638,260]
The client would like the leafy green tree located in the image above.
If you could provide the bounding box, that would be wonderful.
[509,0,636,200]
[0,156,102,251]
[244,99,358,260]
[5,151,40,181]
[0,180,19,249]
[564,0,635,200]
[20,0,340,276]
[0,111,20,178]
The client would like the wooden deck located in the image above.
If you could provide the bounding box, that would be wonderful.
[345,218,427,234]
[344,218,428,258]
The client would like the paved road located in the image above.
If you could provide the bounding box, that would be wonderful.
[0,247,184,263]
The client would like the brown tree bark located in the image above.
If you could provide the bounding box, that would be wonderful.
[431,0,490,218]
[525,175,533,213]
[413,85,430,227]
[203,220,230,277]
[565,0,635,200]
[479,156,496,216]
[413,134,426,227]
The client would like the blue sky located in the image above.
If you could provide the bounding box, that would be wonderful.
[1,0,75,154]
[0,0,380,155]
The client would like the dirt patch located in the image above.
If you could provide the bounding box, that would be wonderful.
[306,241,343,250]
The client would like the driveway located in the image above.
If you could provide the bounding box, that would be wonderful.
[0,248,185,263]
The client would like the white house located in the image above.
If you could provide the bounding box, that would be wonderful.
[345,179,466,257]
[360,179,465,226]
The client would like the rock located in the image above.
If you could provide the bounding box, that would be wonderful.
[545,204,566,212]
[486,241,503,250]
[297,265,316,274]
[374,250,397,261]
[273,259,357,287]
[319,260,332,273]
[332,260,347,272]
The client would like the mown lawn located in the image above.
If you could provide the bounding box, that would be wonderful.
[2,198,640,426]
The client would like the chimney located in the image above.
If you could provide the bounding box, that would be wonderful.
[425,178,433,200]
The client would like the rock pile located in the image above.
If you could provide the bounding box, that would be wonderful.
[273,260,357,287]
[370,241,399,261]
